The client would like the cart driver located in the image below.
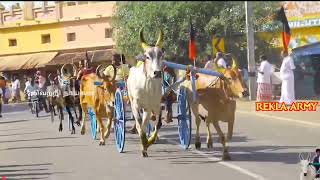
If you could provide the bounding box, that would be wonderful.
[103,54,130,82]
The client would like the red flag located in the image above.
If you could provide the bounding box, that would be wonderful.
[189,18,197,62]
[275,6,291,53]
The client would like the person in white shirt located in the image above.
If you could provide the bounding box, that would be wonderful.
[204,52,227,69]
[216,52,227,68]
[12,76,21,103]
[256,55,275,102]
[279,51,296,105]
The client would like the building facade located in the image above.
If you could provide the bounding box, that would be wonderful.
[0,1,116,101]
[0,1,116,72]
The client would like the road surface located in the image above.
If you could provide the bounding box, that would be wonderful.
[0,103,319,180]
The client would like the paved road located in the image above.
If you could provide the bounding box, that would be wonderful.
[0,104,319,180]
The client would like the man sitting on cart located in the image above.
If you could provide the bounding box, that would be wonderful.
[103,54,130,83]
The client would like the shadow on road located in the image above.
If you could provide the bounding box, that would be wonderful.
[0,163,52,180]
[0,136,78,144]
[1,144,86,151]
[0,120,30,124]
[0,131,45,137]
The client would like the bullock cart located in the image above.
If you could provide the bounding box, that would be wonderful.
[161,61,224,150]
[110,60,223,153]
[86,63,152,153]
[113,80,153,153]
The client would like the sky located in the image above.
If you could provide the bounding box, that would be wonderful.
[1,1,56,9]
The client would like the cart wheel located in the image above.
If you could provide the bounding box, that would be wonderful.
[177,86,192,150]
[114,88,126,153]
[88,107,97,140]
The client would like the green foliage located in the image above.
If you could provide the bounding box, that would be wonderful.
[112,1,282,62]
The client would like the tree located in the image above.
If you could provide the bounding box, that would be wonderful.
[112,1,282,63]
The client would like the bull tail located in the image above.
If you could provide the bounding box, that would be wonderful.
[199,114,206,122]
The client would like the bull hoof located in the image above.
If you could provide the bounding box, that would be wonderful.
[75,120,81,127]
[99,141,106,146]
[195,142,201,149]
[222,153,231,161]
[80,127,86,135]
[207,142,213,149]
[227,135,232,142]
[59,124,63,132]
[141,151,148,157]
[127,127,137,134]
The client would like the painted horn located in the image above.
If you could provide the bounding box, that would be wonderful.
[96,64,117,82]
[155,29,164,48]
[139,27,150,50]
[299,153,304,160]
[61,63,76,79]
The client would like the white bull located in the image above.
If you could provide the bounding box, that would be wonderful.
[127,27,164,157]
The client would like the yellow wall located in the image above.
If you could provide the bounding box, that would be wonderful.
[257,26,320,50]
[0,23,64,55]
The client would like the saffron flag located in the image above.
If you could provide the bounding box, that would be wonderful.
[275,6,291,54]
[189,18,197,62]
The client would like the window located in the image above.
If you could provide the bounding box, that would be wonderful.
[67,32,76,42]
[105,28,113,38]
[41,34,51,44]
[66,1,76,6]
[8,39,17,47]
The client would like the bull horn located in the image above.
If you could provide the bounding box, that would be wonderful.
[232,57,238,70]
[155,29,164,48]
[48,73,55,81]
[214,59,225,74]
[96,64,117,82]
[139,27,150,50]
[61,63,76,79]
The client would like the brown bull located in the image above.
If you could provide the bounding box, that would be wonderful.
[184,58,248,160]
[79,65,117,145]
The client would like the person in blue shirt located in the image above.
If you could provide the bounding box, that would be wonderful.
[314,148,320,178]
[162,65,176,123]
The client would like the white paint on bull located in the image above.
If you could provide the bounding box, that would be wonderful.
[237,110,320,128]
[164,138,268,180]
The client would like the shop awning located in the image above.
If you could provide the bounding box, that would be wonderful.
[91,49,115,63]
[292,42,320,57]
[46,49,115,66]
[0,52,58,71]
[46,52,94,66]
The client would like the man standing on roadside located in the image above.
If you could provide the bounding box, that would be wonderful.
[12,76,21,103]
[256,55,274,102]
[279,51,296,105]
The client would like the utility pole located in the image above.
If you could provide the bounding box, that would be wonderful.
[245,1,256,101]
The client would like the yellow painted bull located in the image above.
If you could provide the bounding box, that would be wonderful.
[79,64,117,145]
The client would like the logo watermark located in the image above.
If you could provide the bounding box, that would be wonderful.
[27,90,94,97]
[256,102,319,112]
